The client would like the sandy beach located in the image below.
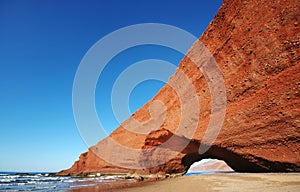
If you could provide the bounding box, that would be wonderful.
[68,173,300,192]
[115,173,300,192]
[113,173,300,192]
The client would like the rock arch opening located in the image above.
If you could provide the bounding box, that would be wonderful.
[181,144,279,173]
[143,128,282,174]
[186,158,234,174]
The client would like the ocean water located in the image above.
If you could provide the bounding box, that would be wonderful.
[0,172,135,191]
[184,171,235,176]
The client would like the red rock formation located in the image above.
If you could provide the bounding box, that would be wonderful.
[59,0,300,176]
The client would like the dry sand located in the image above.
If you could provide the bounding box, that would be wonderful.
[69,173,300,192]
[114,173,300,192]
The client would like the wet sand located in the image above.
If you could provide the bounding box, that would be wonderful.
[69,173,300,192]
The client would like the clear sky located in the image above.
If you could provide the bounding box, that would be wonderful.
[0,0,223,172]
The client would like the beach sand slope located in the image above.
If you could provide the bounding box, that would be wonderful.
[115,173,300,192]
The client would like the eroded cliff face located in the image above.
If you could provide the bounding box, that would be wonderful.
[59,0,300,176]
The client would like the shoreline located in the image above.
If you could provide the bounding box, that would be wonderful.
[67,176,166,192]
[68,173,300,192]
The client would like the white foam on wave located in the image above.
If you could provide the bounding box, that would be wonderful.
[0,175,18,179]
[0,178,16,183]
[102,175,119,180]
[0,173,134,191]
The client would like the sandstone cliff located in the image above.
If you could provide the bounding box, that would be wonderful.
[59,0,300,176]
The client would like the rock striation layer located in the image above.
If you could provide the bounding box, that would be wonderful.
[59,0,300,176]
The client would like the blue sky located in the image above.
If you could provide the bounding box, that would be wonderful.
[0,0,222,172]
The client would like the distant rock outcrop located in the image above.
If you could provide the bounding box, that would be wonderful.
[187,159,234,173]
[58,0,300,176]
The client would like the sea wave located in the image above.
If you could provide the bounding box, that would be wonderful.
[0,172,135,191]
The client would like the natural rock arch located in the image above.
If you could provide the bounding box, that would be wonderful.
[141,128,299,174]
[58,0,300,176]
